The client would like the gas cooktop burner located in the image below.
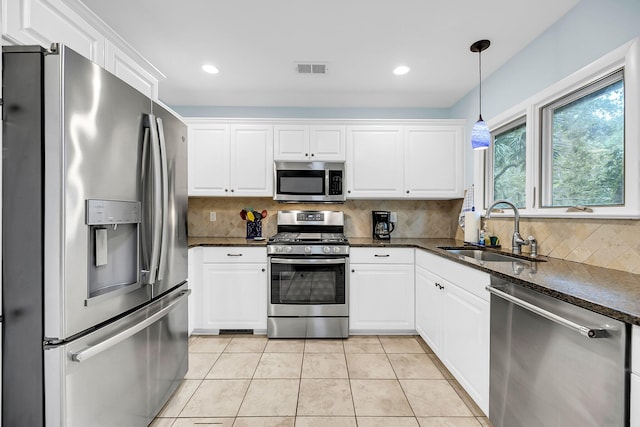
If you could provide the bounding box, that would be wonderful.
[269,232,348,244]
[268,211,349,256]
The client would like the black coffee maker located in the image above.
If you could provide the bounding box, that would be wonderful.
[372,211,395,240]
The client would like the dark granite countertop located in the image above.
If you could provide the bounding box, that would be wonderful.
[188,237,268,247]
[189,236,640,326]
[350,237,640,326]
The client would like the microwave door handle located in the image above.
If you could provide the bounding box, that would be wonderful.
[155,117,170,282]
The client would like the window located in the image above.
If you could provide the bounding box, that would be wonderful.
[481,38,639,218]
[487,118,527,209]
[541,71,624,208]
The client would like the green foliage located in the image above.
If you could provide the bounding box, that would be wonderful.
[493,123,526,208]
[550,79,624,206]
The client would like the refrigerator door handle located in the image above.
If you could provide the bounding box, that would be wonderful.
[70,289,191,363]
[155,117,170,282]
[142,114,163,285]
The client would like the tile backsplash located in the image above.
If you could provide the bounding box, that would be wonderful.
[190,197,640,274]
[452,206,640,274]
[188,197,457,239]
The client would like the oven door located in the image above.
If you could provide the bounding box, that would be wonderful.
[268,256,348,316]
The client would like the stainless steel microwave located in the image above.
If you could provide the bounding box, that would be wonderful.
[274,161,345,203]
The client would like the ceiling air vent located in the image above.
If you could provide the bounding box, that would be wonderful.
[296,62,328,74]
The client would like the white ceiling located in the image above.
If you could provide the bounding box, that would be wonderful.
[78,0,580,109]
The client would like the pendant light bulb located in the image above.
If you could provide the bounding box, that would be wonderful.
[470,40,491,150]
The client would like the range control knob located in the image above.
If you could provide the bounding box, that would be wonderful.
[323,246,331,254]
[304,246,312,254]
[285,246,293,253]
[276,246,284,253]
[333,246,341,254]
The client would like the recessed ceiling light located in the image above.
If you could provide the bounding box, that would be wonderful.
[393,65,410,76]
[202,64,219,74]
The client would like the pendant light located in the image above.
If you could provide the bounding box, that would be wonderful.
[470,39,491,150]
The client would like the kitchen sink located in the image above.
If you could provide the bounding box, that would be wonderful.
[438,247,546,263]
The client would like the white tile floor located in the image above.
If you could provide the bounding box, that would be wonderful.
[151,335,492,427]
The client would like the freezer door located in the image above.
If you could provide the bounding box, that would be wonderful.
[45,284,189,427]
[150,102,188,297]
[43,46,153,339]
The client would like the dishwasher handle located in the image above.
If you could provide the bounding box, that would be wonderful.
[486,285,608,339]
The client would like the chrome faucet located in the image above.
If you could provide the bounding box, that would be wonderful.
[485,199,529,255]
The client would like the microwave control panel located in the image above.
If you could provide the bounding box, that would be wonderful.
[328,170,343,195]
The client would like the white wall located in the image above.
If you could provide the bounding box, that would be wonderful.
[450,0,640,186]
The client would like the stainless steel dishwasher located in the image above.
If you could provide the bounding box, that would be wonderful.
[487,277,628,427]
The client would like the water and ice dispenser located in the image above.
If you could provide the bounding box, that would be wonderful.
[86,199,141,300]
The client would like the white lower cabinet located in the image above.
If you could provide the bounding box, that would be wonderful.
[415,249,491,415]
[632,373,640,427]
[188,247,197,335]
[632,325,640,426]
[349,248,415,333]
[195,247,267,333]
[415,264,443,354]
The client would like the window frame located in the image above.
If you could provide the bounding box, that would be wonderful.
[540,70,625,208]
[476,37,640,219]
[485,116,528,209]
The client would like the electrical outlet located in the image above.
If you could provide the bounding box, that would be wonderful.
[390,211,397,222]
[209,211,217,222]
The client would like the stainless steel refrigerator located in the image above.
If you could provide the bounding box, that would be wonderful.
[2,44,189,426]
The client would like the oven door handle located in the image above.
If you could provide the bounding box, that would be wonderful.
[270,257,346,265]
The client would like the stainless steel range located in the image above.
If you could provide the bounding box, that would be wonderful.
[267,211,349,338]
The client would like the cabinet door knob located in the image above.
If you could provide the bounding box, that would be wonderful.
[261,268,266,272]
[305,153,309,157]
[406,190,410,194]
[311,153,315,157]
[347,190,351,194]
[225,189,229,192]
[231,189,235,192]
[351,269,355,273]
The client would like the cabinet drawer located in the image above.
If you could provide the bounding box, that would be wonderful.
[416,249,490,302]
[202,246,266,263]
[350,248,414,264]
[633,325,640,374]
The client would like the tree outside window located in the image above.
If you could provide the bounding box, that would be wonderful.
[489,121,526,208]
[543,72,624,207]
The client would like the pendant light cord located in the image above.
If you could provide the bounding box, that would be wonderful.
[478,49,482,120]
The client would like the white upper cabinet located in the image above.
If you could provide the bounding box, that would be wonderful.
[274,124,345,161]
[230,124,274,196]
[3,0,162,99]
[346,122,465,200]
[4,0,104,64]
[346,125,404,198]
[187,121,273,197]
[404,125,464,199]
[188,123,231,196]
[104,41,160,100]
